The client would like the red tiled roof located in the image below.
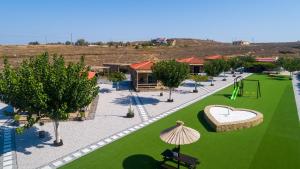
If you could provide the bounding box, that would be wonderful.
[130,61,154,70]
[88,71,96,79]
[176,57,204,65]
[204,55,223,60]
[255,57,277,62]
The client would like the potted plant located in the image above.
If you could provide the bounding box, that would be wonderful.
[38,121,46,138]
[13,114,21,126]
[126,107,134,118]
[160,87,164,96]
[79,111,86,121]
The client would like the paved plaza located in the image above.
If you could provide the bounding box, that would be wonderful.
[0,73,252,169]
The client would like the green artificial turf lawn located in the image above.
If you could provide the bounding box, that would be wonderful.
[60,74,300,169]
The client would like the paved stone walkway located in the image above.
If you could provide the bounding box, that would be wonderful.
[292,72,300,119]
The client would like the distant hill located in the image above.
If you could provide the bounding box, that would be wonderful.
[0,38,299,68]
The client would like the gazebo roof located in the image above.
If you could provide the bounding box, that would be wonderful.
[130,61,154,71]
[255,57,277,62]
[176,57,205,65]
[88,71,96,79]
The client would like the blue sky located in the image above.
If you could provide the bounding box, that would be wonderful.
[0,0,299,44]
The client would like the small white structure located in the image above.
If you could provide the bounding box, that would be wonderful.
[232,40,251,46]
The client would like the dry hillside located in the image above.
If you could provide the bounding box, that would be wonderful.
[0,39,299,67]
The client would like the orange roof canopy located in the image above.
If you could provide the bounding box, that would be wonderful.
[176,57,204,65]
[88,71,96,79]
[130,61,154,70]
[204,55,223,60]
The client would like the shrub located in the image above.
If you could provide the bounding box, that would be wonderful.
[126,108,134,118]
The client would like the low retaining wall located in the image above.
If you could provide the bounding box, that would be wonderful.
[204,105,263,132]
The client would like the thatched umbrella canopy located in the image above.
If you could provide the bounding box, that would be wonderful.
[160,121,200,168]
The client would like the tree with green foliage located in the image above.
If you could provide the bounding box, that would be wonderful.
[204,60,223,86]
[0,53,99,146]
[278,57,300,79]
[28,41,40,45]
[75,39,89,46]
[237,55,256,72]
[227,57,243,76]
[65,41,72,45]
[218,59,230,81]
[189,75,208,93]
[152,60,189,102]
[108,72,126,90]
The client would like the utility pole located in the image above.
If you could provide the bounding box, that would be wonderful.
[45,36,48,45]
[71,33,73,45]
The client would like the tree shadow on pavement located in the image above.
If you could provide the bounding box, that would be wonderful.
[14,126,53,155]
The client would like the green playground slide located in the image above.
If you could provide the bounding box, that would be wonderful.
[230,87,240,100]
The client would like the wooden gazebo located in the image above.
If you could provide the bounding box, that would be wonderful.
[129,61,161,91]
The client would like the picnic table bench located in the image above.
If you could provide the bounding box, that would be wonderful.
[160,149,200,169]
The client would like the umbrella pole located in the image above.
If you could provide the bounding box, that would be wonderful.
[177,145,180,169]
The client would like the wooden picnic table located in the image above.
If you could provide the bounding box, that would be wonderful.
[160,149,200,169]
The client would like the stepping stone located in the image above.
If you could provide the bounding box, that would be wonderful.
[81,148,90,153]
[123,130,130,134]
[52,160,63,167]
[104,138,112,143]
[3,160,12,166]
[111,135,119,140]
[72,152,82,158]
[128,128,135,131]
[63,156,73,162]
[133,126,140,129]
[4,142,11,146]
[3,148,12,152]
[90,145,98,150]
[139,124,145,127]
[41,166,52,169]
[3,155,12,161]
[97,141,105,146]
[4,138,11,141]
[3,152,12,157]
[3,165,13,169]
[4,145,11,149]
[117,132,125,137]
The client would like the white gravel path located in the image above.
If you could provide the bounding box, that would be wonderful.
[292,72,300,120]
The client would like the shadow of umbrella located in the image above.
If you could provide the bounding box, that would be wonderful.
[122,154,159,169]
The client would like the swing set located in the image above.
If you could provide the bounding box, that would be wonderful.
[230,76,261,100]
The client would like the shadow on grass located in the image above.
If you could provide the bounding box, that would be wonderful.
[197,110,215,132]
[213,93,232,99]
[122,154,160,169]
[266,76,289,81]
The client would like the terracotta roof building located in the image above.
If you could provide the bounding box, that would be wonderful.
[176,57,205,74]
[204,55,224,60]
[255,57,278,63]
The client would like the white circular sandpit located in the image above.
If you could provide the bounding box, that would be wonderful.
[204,105,263,132]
